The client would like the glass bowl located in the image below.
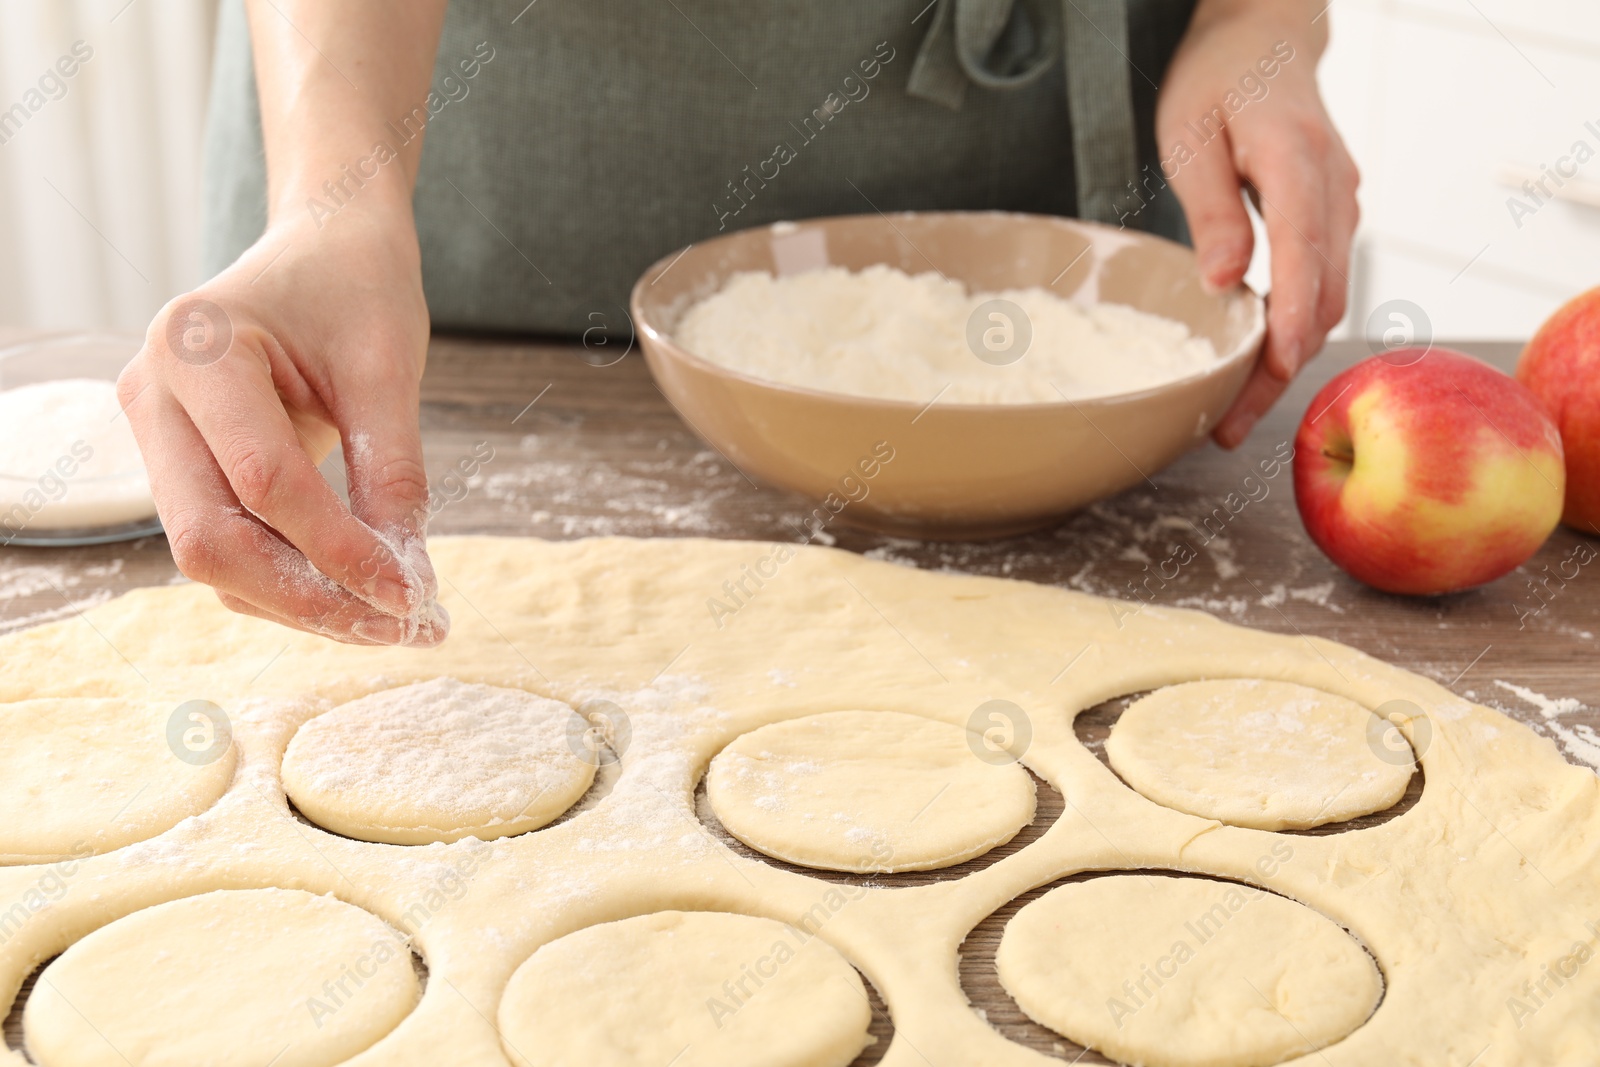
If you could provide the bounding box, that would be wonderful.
[0,333,164,547]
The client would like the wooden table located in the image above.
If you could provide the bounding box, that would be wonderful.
[2,336,1594,1064]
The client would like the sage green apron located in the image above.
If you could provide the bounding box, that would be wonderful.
[203,0,1196,335]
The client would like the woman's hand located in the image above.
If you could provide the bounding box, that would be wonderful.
[120,200,447,645]
[119,0,450,644]
[1157,0,1360,447]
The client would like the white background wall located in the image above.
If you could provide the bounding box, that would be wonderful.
[0,0,215,338]
[0,0,1594,342]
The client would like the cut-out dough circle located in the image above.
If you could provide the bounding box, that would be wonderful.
[1105,679,1414,830]
[497,910,872,1067]
[997,875,1382,1067]
[706,709,1036,872]
[24,888,419,1067]
[281,677,595,845]
[0,698,236,865]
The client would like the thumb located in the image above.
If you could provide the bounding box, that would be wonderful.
[1167,131,1255,293]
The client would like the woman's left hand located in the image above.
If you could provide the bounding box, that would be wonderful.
[1156,0,1360,448]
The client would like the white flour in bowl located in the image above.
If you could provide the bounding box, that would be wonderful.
[0,379,156,530]
[672,265,1220,404]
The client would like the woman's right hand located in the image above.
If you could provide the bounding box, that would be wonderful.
[119,199,448,646]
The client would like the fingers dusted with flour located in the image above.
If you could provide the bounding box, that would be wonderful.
[120,217,444,647]
[336,336,441,620]
[121,379,446,647]
[119,0,448,644]
[154,316,429,621]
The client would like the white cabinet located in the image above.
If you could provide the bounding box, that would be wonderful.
[1319,0,1600,340]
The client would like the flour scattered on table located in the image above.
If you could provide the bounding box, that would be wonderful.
[674,265,1218,403]
[486,441,740,539]
[0,558,123,635]
[1493,679,1600,773]
[1494,680,1582,719]
[1255,580,1344,614]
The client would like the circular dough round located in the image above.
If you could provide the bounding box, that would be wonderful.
[282,678,595,845]
[498,910,871,1067]
[24,888,419,1067]
[1104,680,1413,830]
[706,710,1035,873]
[997,875,1382,1067]
[0,698,236,864]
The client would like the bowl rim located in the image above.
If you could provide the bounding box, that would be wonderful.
[630,210,1266,413]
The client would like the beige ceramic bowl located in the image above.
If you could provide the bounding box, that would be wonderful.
[632,212,1264,539]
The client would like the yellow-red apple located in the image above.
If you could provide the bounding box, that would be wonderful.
[1516,286,1600,533]
[1294,349,1564,595]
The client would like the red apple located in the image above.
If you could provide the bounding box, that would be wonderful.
[1516,287,1600,533]
[1294,348,1564,595]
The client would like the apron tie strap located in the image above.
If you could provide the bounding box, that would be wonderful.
[907,0,1061,107]
[908,0,1140,226]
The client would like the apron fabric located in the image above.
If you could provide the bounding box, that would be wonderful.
[202,0,1196,335]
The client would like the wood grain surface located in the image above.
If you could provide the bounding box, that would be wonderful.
[3,336,1594,1064]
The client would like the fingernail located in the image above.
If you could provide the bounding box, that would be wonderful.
[353,614,403,644]
[365,576,418,617]
[1199,247,1235,291]
[400,602,450,648]
[377,526,438,605]
[1273,341,1303,380]
[1215,415,1249,450]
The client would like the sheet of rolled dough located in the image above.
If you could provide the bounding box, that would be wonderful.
[0,536,1593,1067]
